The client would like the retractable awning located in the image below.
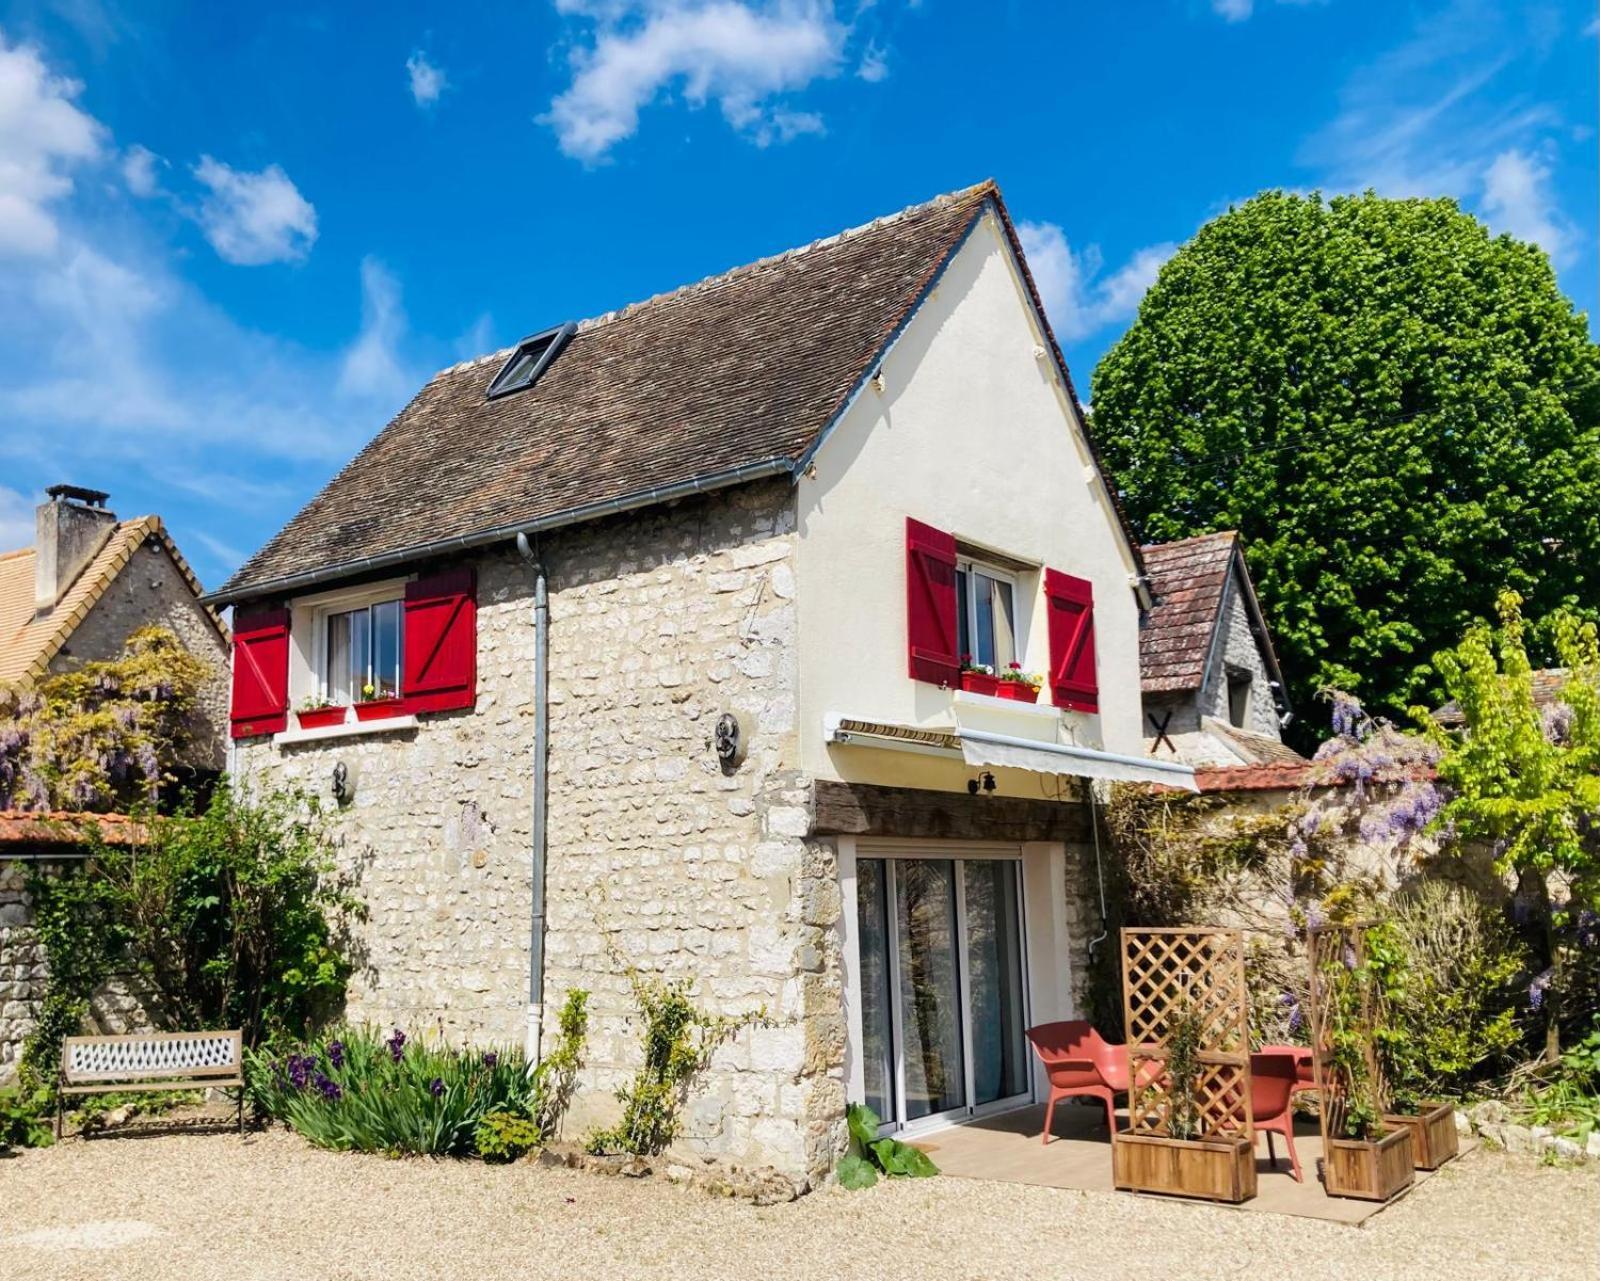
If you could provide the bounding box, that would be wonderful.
[824,716,1198,791]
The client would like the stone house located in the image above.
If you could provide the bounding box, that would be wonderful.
[209,181,1197,1191]
[0,484,231,775]
[1138,531,1300,767]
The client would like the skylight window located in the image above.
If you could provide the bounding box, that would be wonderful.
[486,322,576,399]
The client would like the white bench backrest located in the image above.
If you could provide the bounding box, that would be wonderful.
[62,1031,242,1083]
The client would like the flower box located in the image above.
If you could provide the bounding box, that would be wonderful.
[1383,1102,1458,1170]
[994,680,1040,703]
[960,671,1001,697]
[1111,1132,1257,1203]
[354,698,406,722]
[1322,1126,1415,1200]
[296,706,347,730]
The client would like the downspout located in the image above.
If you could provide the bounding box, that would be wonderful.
[516,532,550,1061]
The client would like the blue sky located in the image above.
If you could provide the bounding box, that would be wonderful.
[1,0,1594,589]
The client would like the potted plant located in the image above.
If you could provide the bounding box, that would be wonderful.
[354,682,405,721]
[994,663,1042,703]
[296,695,347,730]
[1112,992,1258,1203]
[1315,942,1415,1200]
[958,658,1000,697]
[1366,922,1459,1170]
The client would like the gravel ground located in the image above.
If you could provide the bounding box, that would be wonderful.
[2,1128,1595,1281]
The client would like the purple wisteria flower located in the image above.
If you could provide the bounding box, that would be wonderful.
[1528,968,1553,1010]
[1576,910,1600,951]
[387,1028,407,1062]
[429,1077,445,1099]
[328,1040,345,1069]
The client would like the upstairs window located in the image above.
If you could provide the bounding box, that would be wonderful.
[325,600,402,703]
[1227,667,1253,728]
[955,559,1018,673]
[486,322,576,398]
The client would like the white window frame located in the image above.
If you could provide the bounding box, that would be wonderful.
[289,577,408,710]
[956,557,1024,673]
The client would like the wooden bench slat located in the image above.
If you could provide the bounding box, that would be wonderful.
[61,1077,244,1096]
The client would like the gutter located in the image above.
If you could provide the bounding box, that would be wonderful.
[202,457,796,607]
[516,532,551,1061]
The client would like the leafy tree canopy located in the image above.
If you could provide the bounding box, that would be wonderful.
[1091,191,1600,727]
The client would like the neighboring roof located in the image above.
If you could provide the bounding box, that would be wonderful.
[1139,531,1289,712]
[1192,762,1319,793]
[0,810,145,849]
[1203,717,1308,767]
[0,517,222,685]
[216,180,1144,604]
[1434,668,1571,727]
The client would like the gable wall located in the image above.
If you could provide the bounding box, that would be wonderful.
[51,538,230,771]
[794,208,1145,791]
[1195,565,1282,738]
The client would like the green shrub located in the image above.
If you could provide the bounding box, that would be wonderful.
[475,1111,543,1163]
[0,1083,54,1149]
[835,1103,938,1189]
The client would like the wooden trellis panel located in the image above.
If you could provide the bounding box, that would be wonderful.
[1120,927,1252,1140]
[1305,923,1389,1146]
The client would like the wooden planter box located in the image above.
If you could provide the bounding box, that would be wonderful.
[1323,1126,1415,1201]
[1383,1102,1459,1170]
[1112,1132,1257,1203]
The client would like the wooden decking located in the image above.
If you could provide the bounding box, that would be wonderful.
[908,1101,1466,1225]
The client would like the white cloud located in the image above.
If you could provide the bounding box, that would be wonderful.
[338,257,413,402]
[192,155,318,265]
[121,143,162,197]
[856,41,887,82]
[0,31,104,257]
[1212,0,1253,19]
[0,484,36,551]
[544,1,846,162]
[1481,146,1575,265]
[406,51,447,106]
[1018,220,1174,343]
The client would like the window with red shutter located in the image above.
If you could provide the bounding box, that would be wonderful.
[230,609,290,738]
[906,517,959,686]
[403,568,477,713]
[1044,568,1098,712]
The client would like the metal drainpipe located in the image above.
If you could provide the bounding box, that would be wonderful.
[516,532,550,1061]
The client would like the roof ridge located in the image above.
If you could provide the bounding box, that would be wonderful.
[0,546,32,562]
[433,180,998,379]
[1142,529,1238,552]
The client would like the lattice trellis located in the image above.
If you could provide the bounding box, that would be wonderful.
[1306,923,1389,1144]
[62,1031,242,1083]
[1120,928,1253,1140]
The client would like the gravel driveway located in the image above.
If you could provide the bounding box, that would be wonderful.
[2,1128,1595,1281]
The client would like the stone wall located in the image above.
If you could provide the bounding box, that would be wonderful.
[236,481,844,1188]
[1196,575,1282,738]
[0,858,51,1075]
[52,536,231,772]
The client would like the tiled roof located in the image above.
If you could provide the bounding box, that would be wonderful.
[1204,718,1307,766]
[1434,669,1571,727]
[1193,762,1319,792]
[1138,531,1240,694]
[0,518,219,685]
[218,180,1141,602]
[0,810,145,846]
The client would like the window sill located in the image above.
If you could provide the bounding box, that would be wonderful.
[951,689,1062,720]
[273,714,419,747]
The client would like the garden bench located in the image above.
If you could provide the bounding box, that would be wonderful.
[58,1030,245,1139]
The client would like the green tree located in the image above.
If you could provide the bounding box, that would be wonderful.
[1422,591,1600,1060]
[1091,191,1600,726]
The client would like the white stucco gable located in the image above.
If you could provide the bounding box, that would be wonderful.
[792,199,1152,783]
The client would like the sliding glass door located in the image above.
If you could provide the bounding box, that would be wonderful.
[856,850,1029,1132]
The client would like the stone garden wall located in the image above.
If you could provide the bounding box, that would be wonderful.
[237,481,846,1189]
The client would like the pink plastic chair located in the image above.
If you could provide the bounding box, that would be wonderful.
[1027,1021,1130,1144]
[1259,1043,1318,1100]
[1250,1051,1304,1182]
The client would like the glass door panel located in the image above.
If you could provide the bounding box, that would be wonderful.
[896,859,966,1120]
[856,859,896,1123]
[963,860,1028,1106]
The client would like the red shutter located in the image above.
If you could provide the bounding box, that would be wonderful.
[906,517,959,686]
[230,609,290,739]
[404,567,477,714]
[1045,568,1098,712]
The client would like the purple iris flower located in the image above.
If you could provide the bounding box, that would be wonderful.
[429,1077,445,1098]
[387,1028,407,1062]
[482,1052,498,1069]
[287,1054,312,1089]
[328,1040,345,1069]
[315,1072,342,1101]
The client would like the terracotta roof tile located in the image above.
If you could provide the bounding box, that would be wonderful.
[1434,668,1572,727]
[0,810,145,845]
[1138,531,1239,693]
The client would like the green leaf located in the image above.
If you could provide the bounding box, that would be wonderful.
[871,1137,938,1178]
[835,1152,878,1190]
[845,1101,880,1150]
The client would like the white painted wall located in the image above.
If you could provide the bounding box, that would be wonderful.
[793,209,1145,795]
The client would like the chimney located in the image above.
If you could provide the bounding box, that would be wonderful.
[35,485,118,612]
